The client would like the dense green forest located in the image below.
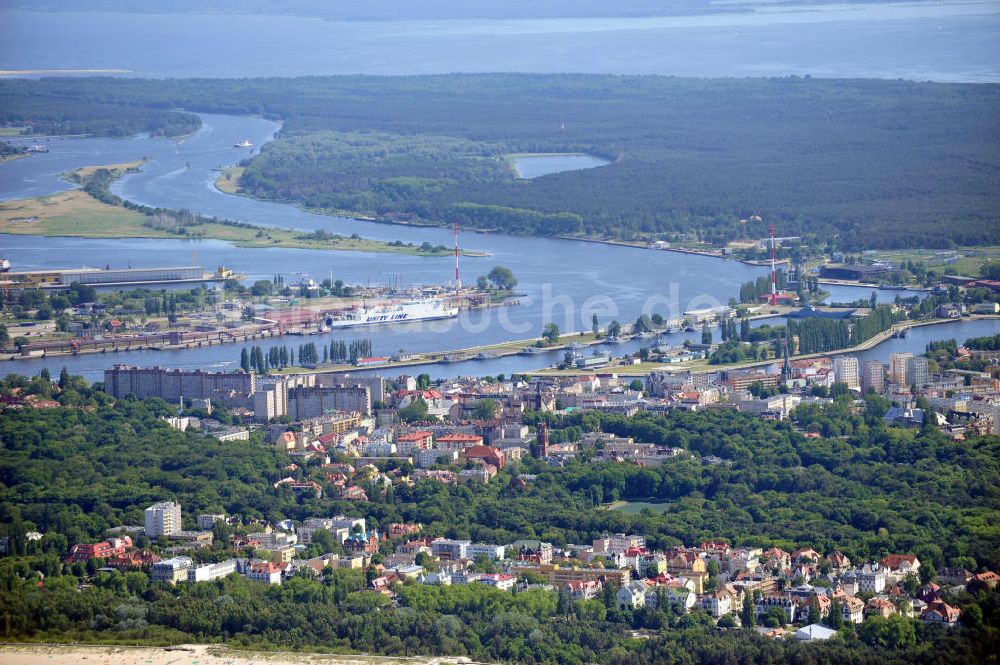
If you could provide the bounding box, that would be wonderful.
[1,75,997,249]
[2,373,1000,661]
[0,93,200,137]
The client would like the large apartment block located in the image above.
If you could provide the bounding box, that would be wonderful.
[317,373,387,403]
[104,365,256,406]
[288,385,372,420]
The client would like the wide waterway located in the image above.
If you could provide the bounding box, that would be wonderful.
[0,113,992,382]
[2,2,999,81]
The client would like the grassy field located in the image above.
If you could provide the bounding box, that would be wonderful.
[605,500,673,515]
[214,166,244,194]
[0,194,469,256]
[0,165,473,258]
[0,190,154,237]
[0,126,27,136]
[867,247,1000,278]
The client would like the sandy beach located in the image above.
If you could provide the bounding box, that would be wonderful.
[0,644,475,665]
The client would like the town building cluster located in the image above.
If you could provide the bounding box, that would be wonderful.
[55,344,1000,639]
[100,345,1000,503]
[63,502,999,639]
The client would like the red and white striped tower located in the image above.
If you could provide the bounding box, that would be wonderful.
[769,223,778,306]
[453,222,461,291]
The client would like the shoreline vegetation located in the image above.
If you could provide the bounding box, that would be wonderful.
[208,160,956,287]
[0,163,485,258]
[205,180,951,286]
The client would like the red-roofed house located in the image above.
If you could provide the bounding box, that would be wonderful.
[341,486,369,501]
[882,554,921,578]
[828,551,852,571]
[919,582,941,602]
[865,597,897,619]
[65,536,132,564]
[325,471,349,487]
[435,432,484,451]
[388,523,423,538]
[974,571,1000,589]
[107,549,160,570]
[461,445,506,470]
[792,548,821,563]
[923,600,961,625]
[246,561,284,584]
[700,541,731,554]
[761,547,791,570]
[842,596,865,624]
[477,573,517,590]
[396,430,433,454]
[397,537,433,554]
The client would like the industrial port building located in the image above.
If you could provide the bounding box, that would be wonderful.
[1,265,234,292]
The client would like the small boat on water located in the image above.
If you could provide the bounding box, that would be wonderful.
[234,139,254,149]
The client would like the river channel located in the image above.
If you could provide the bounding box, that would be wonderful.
[0,113,993,382]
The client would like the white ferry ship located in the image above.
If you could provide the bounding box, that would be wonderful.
[234,139,254,149]
[325,300,458,329]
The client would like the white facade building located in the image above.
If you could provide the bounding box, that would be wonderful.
[188,559,237,582]
[145,501,182,538]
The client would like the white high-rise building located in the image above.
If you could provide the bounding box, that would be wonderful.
[145,501,182,538]
[905,356,929,387]
[833,356,860,391]
[254,384,288,422]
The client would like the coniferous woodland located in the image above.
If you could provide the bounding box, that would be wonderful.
[2,75,998,249]
[2,373,1000,663]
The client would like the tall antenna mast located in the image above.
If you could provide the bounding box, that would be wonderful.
[769,222,778,307]
[453,222,461,292]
